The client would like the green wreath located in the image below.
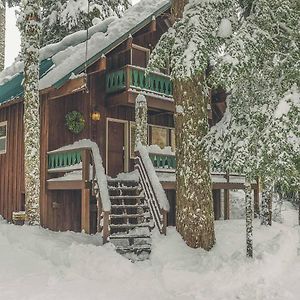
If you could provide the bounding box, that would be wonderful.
[65,111,85,134]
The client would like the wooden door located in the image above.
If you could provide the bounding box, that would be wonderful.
[107,121,125,177]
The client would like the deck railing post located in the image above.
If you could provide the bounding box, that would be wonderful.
[81,149,90,234]
[224,172,230,220]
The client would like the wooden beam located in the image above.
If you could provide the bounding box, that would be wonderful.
[150,17,157,32]
[47,180,86,190]
[48,77,86,100]
[81,188,90,234]
[224,189,230,220]
[224,173,230,220]
[253,177,260,218]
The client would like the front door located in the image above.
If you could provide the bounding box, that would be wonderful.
[107,120,126,177]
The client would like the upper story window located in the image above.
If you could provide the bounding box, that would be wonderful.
[149,125,175,152]
[0,121,7,154]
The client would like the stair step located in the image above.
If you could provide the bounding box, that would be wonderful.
[110,195,144,200]
[115,244,151,254]
[109,234,151,240]
[110,213,146,219]
[110,223,152,229]
[109,186,141,191]
[107,180,139,187]
[111,204,148,209]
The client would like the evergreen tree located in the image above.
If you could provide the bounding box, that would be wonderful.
[205,0,300,227]
[149,0,239,250]
[0,1,5,70]
[22,0,41,225]
[41,0,131,46]
[0,0,20,70]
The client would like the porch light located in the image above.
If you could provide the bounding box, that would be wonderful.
[91,110,101,121]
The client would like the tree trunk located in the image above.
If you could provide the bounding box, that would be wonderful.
[22,0,41,225]
[135,94,147,147]
[261,180,272,226]
[245,180,253,257]
[0,1,5,71]
[172,0,215,250]
[174,76,215,250]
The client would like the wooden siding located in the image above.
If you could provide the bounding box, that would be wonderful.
[0,102,24,221]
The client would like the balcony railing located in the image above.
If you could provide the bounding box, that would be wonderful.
[149,153,176,170]
[106,65,173,97]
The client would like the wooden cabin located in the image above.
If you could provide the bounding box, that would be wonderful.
[0,0,259,251]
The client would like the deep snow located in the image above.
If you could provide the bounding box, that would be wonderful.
[0,202,299,300]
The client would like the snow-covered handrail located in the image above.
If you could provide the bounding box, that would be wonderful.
[48,140,111,212]
[135,143,169,234]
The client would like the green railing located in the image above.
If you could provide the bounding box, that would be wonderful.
[149,153,176,170]
[106,69,126,93]
[48,150,82,169]
[106,66,173,97]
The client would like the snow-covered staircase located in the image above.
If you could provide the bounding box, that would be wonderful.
[107,179,153,260]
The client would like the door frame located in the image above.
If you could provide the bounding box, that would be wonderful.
[106,118,129,176]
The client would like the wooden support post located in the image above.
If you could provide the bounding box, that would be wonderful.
[81,149,90,234]
[253,177,260,218]
[150,17,157,32]
[102,211,110,243]
[224,189,230,220]
[224,173,230,220]
[81,188,90,234]
[162,210,168,235]
[97,55,107,72]
[125,66,131,90]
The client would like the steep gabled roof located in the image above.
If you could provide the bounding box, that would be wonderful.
[0,0,170,105]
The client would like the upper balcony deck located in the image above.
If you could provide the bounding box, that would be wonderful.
[105,65,174,112]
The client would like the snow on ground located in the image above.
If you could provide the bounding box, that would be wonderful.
[0,204,299,300]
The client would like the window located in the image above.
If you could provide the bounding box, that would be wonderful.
[130,123,175,158]
[149,125,175,151]
[0,121,7,154]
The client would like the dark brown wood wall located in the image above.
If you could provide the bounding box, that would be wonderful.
[0,101,24,221]
[40,91,91,231]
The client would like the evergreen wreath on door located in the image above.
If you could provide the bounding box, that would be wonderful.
[65,111,85,134]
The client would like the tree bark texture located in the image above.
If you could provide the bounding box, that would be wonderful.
[0,1,5,71]
[245,180,253,258]
[135,94,148,147]
[261,180,273,226]
[174,76,215,250]
[23,0,41,225]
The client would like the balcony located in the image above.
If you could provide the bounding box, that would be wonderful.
[106,65,173,110]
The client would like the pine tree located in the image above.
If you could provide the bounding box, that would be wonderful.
[22,0,41,225]
[0,1,5,70]
[0,0,20,70]
[148,0,240,249]
[205,0,300,227]
[41,0,131,46]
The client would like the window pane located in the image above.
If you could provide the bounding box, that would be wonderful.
[0,125,6,138]
[171,129,175,152]
[0,138,6,152]
[151,126,168,149]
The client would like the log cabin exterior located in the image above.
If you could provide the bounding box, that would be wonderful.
[0,0,259,244]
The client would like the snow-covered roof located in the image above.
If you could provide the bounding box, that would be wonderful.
[0,0,170,105]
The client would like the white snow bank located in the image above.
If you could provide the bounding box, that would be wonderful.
[50,139,111,211]
[0,203,299,300]
[137,143,170,211]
